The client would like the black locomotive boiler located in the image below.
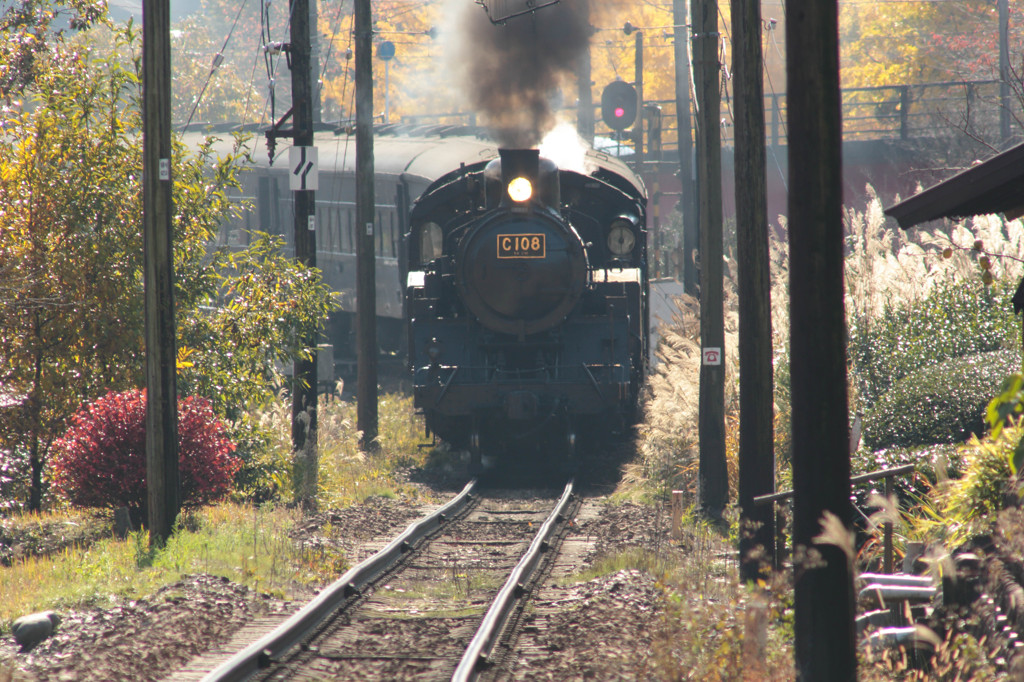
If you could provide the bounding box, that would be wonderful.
[405,146,649,465]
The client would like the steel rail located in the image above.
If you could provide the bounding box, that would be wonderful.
[451,478,575,682]
[201,478,479,682]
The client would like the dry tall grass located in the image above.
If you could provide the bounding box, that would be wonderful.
[636,190,1024,506]
[846,189,1024,325]
[250,388,432,509]
[632,191,1024,680]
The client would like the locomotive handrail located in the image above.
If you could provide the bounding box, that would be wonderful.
[201,478,479,682]
[436,365,459,404]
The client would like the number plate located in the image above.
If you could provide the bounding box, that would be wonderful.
[497,233,546,259]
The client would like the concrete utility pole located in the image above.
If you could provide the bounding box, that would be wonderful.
[787,0,856,678]
[692,0,728,516]
[142,0,179,546]
[288,0,319,510]
[355,0,379,451]
[672,0,697,296]
[732,0,776,579]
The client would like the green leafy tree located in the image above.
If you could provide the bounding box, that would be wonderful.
[0,15,146,511]
[840,1,1024,88]
[177,230,337,423]
[0,0,106,100]
[0,3,336,511]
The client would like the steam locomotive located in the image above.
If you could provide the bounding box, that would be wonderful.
[200,126,648,464]
[405,145,649,465]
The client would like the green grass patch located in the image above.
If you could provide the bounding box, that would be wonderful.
[0,392,433,630]
[570,520,734,600]
[570,546,677,584]
[383,569,506,603]
[0,502,340,628]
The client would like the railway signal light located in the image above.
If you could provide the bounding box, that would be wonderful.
[601,81,637,131]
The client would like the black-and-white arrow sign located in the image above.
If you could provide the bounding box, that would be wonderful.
[289,146,319,191]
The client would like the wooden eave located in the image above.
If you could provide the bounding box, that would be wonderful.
[884,141,1024,229]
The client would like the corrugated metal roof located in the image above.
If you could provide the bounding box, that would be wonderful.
[884,141,1024,229]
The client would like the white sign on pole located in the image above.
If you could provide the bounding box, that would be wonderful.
[702,347,722,366]
[289,146,318,191]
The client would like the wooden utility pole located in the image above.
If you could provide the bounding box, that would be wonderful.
[142,0,179,546]
[310,0,321,125]
[288,0,319,509]
[672,0,697,296]
[732,0,775,579]
[692,0,727,516]
[576,0,594,145]
[787,0,856,678]
[355,0,378,451]
[999,0,1010,143]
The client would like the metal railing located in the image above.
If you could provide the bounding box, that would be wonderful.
[592,79,1007,157]
[754,463,917,574]
[398,79,1011,158]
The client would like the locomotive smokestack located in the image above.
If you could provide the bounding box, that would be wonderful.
[449,0,592,148]
[499,148,540,187]
[486,148,560,210]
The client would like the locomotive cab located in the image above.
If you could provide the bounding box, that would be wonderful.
[405,145,648,464]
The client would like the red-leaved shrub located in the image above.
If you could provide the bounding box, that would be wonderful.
[51,389,241,515]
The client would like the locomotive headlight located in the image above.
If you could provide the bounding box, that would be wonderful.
[507,176,533,203]
[607,220,636,255]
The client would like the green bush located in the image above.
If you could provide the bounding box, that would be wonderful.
[862,349,1020,451]
[226,419,289,504]
[850,442,963,509]
[941,423,1020,544]
[848,279,1018,410]
[852,442,964,485]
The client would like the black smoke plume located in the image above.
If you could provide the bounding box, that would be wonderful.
[453,0,592,148]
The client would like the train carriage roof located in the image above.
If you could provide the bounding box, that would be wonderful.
[180,130,499,182]
[178,128,644,199]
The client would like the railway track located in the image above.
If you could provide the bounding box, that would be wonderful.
[191,478,580,682]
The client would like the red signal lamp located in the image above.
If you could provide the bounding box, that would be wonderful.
[601,81,637,131]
